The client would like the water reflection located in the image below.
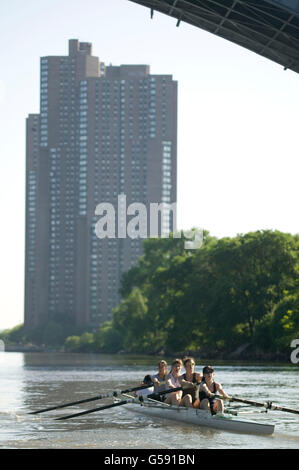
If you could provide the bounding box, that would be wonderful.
[23,352,161,368]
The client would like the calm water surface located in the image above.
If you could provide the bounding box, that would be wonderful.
[0,352,298,449]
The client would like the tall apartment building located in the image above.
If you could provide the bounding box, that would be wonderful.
[25,39,177,331]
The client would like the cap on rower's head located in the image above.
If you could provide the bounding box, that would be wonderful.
[143,374,152,385]
[203,365,214,375]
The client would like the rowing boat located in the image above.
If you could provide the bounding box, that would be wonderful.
[124,399,275,435]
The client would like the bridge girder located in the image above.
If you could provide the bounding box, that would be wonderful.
[129,0,299,74]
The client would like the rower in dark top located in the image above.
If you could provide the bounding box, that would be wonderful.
[179,356,202,408]
[198,365,230,415]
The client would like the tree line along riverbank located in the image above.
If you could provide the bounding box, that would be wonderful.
[1,230,298,362]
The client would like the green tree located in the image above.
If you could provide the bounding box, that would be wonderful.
[113,288,154,352]
[64,335,81,352]
[78,332,95,352]
[94,321,123,353]
[197,231,299,349]
[271,292,299,351]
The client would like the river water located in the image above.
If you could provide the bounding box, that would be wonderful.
[0,352,298,450]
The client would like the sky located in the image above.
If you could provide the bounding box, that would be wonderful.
[0,0,298,330]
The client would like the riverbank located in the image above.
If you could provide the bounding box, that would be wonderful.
[2,343,294,364]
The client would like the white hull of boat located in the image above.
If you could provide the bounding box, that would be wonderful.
[125,402,275,435]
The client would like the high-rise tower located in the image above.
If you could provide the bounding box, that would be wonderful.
[25,39,177,331]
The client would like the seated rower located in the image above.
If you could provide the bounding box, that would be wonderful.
[135,375,154,397]
[165,359,183,406]
[179,356,202,408]
[150,360,169,401]
[198,366,230,415]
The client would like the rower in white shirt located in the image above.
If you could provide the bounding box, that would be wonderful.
[165,358,183,406]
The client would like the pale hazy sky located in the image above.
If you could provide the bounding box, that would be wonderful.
[0,0,298,329]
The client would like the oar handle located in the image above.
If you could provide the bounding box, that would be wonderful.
[213,394,266,406]
[121,384,154,394]
[229,396,266,407]
[147,386,183,399]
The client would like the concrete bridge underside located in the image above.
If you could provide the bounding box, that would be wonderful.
[129,0,299,74]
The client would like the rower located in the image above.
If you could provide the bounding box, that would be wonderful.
[198,366,230,415]
[179,356,202,408]
[150,360,169,401]
[135,375,154,397]
[136,361,168,402]
[165,359,183,406]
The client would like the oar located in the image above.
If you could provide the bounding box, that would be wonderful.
[29,384,155,415]
[216,395,299,415]
[147,385,183,399]
[56,386,184,421]
[267,403,299,415]
[55,399,132,420]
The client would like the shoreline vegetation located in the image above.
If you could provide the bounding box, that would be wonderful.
[1,344,295,363]
[1,230,298,363]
